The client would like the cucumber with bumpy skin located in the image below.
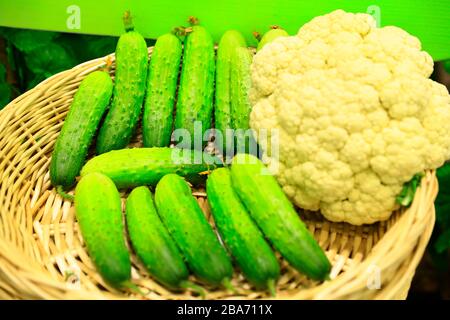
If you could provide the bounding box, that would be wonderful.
[155,174,233,287]
[50,71,113,189]
[96,12,148,154]
[126,186,203,295]
[81,147,222,189]
[143,33,182,147]
[207,168,280,293]
[215,30,247,157]
[75,172,131,288]
[174,26,215,149]
[230,47,256,154]
[230,154,331,281]
[256,27,289,51]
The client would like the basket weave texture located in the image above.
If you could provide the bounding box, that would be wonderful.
[0,47,438,300]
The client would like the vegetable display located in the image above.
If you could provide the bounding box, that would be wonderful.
[155,174,234,287]
[50,71,112,189]
[206,168,280,293]
[74,172,131,288]
[250,9,450,225]
[174,25,215,149]
[44,9,450,297]
[143,33,182,147]
[96,12,148,154]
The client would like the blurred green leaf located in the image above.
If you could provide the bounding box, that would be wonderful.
[436,203,450,225]
[10,29,58,53]
[64,34,118,62]
[0,82,11,109]
[429,244,449,271]
[26,74,46,90]
[5,39,16,72]
[0,28,125,94]
[437,162,450,181]
[444,59,450,74]
[0,27,16,40]
[435,230,450,253]
[0,62,6,79]
[24,42,77,78]
[0,63,11,109]
[434,163,450,254]
[84,36,118,58]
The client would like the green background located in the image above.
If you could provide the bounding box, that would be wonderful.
[0,0,449,60]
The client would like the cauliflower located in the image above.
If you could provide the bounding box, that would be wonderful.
[250,10,450,225]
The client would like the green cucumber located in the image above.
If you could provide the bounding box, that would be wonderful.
[81,147,222,189]
[96,14,148,154]
[174,26,215,149]
[50,71,113,189]
[143,33,182,147]
[215,30,247,157]
[230,154,331,281]
[256,28,289,51]
[126,186,204,295]
[230,47,256,154]
[154,174,233,286]
[74,172,131,288]
[207,168,280,293]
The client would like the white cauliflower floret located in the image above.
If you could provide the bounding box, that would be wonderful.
[250,10,450,225]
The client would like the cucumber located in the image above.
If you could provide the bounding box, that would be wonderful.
[256,28,289,51]
[143,33,182,147]
[50,71,113,189]
[154,174,233,286]
[230,47,256,154]
[230,154,331,281]
[174,26,215,149]
[81,147,222,189]
[74,172,131,287]
[206,168,280,293]
[215,30,247,157]
[126,186,202,292]
[96,14,148,154]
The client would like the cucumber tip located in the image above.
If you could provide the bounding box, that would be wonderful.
[180,280,206,299]
[221,278,237,294]
[56,185,74,202]
[267,279,277,297]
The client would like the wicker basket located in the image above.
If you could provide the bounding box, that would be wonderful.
[0,47,438,300]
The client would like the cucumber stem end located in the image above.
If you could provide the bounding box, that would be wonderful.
[123,10,134,32]
[188,16,199,26]
[56,186,74,202]
[221,278,237,294]
[179,280,206,299]
[252,31,262,42]
[121,280,146,296]
[267,278,277,297]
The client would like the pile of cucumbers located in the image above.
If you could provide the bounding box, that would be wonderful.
[75,154,330,296]
[49,12,330,296]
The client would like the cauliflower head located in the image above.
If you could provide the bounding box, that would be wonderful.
[250,10,450,225]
